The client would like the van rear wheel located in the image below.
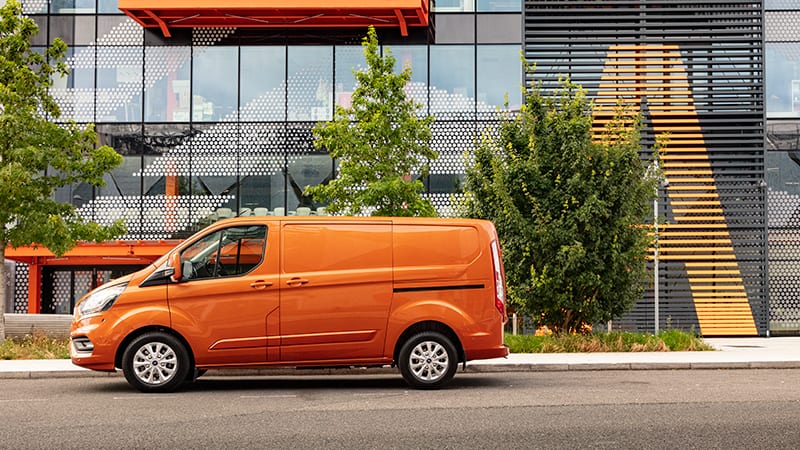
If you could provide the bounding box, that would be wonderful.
[122,332,191,393]
[398,331,458,389]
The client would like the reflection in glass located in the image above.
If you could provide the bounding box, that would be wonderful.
[392,45,428,114]
[193,47,238,122]
[241,46,286,121]
[335,46,365,108]
[288,46,333,121]
[97,47,143,122]
[145,46,191,122]
[430,45,475,117]
[98,0,124,13]
[477,45,522,112]
[477,0,521,12]
[50,46,95,122]
[286,154,334,213]
[433,0,475,12]
[766,43,800,118]
[51,0,96,13]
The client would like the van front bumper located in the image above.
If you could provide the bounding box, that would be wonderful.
[70,316,118,372]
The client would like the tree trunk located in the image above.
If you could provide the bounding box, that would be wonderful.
[0,244,6,341]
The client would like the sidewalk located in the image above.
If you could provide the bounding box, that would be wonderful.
[1,337,798,379]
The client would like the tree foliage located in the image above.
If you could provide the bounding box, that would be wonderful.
[463,74,658,334]
[0,0,125,339]
[305,26,437,217]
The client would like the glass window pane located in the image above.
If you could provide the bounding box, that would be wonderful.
[287,46,333,121]
[391,45,428,114]
[52,46,96,122]
[180,230,224,280]
[193,47,238,122]
[51,0,96,13]
[286,154,333,214]
[335,46,365,108]
[49,15,75,43]
[240,123,288,212]
[98,16,142,44]
[142,124,192,239]
[435,14,475,44]
[217,226,267,276]
[190,123,238,231]
[240,46,286,121]
[98,0,123,13]
[477,45,522,114]
[430,45,475,118]
[179,225,266,280]
[95,125,142,237]
[145,46,191,122]
[765,0,800,9]
[30,16,48,46]
[476,0,521,12]
[766,43,800,118]
[23,1,49,14]
[433,0,474,12]
[97,47,143,122]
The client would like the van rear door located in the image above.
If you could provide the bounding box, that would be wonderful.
[279,221,393,362]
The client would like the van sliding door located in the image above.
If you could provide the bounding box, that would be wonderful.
[279,222,392,362]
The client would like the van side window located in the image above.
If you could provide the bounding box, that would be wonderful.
[180,225,267,281]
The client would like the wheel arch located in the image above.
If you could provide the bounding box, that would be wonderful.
[114,326,195,370]
[393,320,465,366]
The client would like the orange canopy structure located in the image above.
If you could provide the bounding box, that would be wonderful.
[5,241,180,314]
[118,0,430,37]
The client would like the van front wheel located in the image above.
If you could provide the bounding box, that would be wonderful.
[398,331,458,389]
[122,332,191,393]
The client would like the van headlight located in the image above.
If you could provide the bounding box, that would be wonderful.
[75,282,128,318]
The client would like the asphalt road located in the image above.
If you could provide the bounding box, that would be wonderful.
[1,369,799,449]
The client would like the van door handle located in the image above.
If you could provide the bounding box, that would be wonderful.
[250,280,273,289]
[286,277,309,287]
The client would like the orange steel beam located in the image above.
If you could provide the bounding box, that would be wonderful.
[395,9,407,36]
[144,9,171,37]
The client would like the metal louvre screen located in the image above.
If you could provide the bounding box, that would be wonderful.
[524,1,767,335]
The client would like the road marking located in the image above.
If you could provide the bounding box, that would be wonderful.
[240,394,297,399]
[353,392,408,398]
[0,398,48,403]
[113,395,177,400]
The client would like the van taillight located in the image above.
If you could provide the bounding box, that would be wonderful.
[490,240,506,317]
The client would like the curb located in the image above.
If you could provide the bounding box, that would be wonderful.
[3,361,800,380]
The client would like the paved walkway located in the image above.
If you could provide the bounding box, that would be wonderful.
[1,337,798,379]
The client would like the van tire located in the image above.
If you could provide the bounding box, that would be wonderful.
[398,331,458,389]
[122,332,191,393]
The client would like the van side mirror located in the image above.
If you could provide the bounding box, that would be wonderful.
[169,252,182,282]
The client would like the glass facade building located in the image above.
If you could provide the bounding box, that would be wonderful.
[5,0,800,336]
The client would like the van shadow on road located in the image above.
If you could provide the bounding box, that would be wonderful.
[78,372,510,394]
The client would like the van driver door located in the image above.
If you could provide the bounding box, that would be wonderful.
[167,223,279,366]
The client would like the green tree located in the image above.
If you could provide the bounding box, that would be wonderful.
[463,74,657,334]
[305,26,437,217]
[0,0,125,340]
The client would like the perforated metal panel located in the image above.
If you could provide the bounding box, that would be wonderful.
[766,120,800,334]
[765,11,800,42]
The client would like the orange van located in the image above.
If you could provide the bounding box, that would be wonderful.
[70,216,509,392]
